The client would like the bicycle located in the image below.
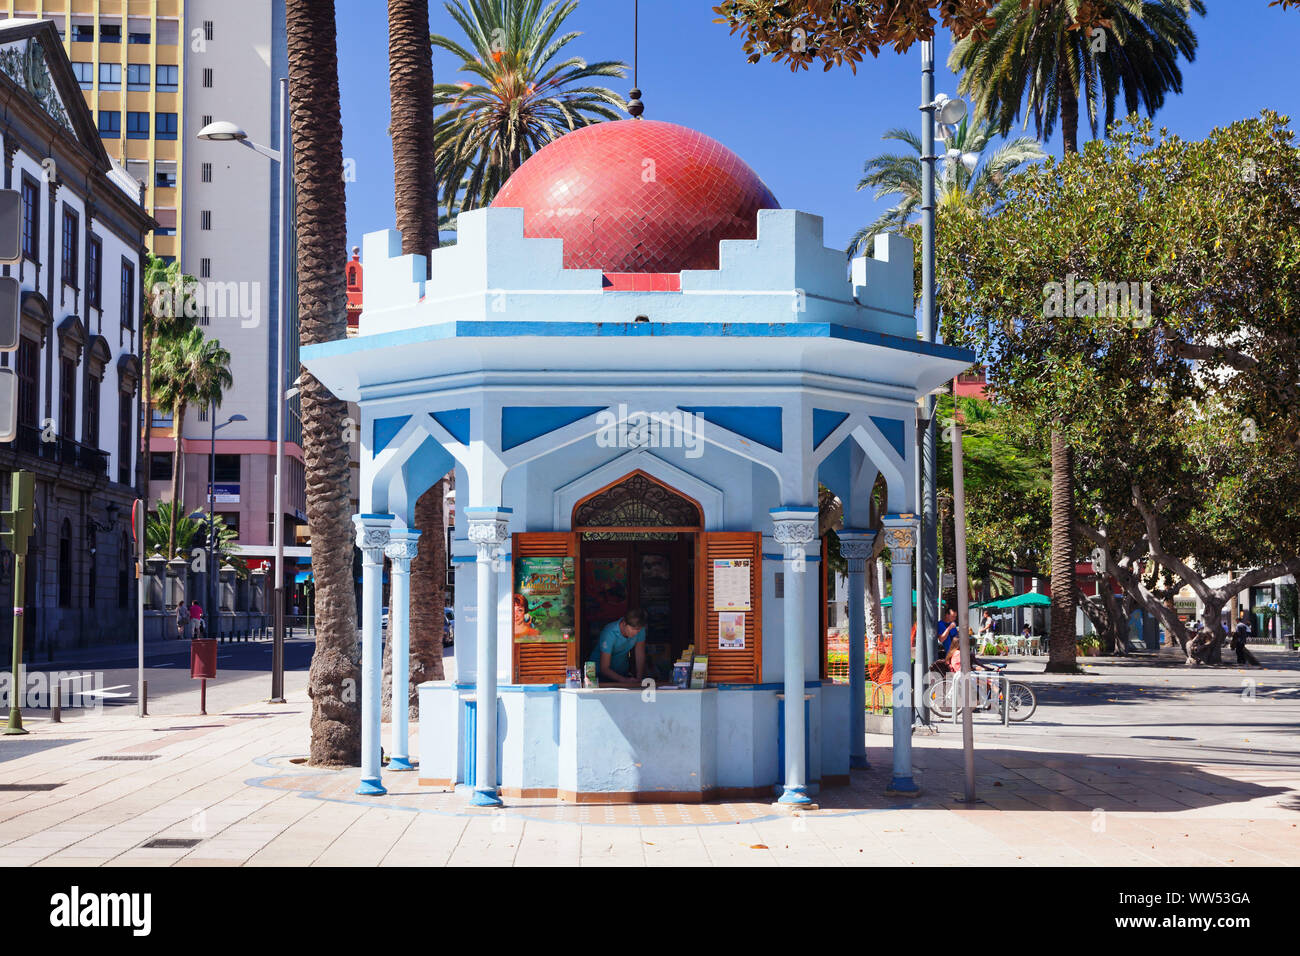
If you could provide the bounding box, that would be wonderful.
[924,663,1037,722]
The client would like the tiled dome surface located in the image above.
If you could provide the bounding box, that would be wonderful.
[491,119,780,273]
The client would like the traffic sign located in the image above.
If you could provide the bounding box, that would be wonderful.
[0,368,15,443]
[0,189,21,264]
[0,275,19,352]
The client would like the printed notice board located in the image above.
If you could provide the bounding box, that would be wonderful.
[513,556,575,643]
[712,558,751,611]
[718,612,746,650]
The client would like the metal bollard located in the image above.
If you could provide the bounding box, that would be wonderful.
[51,683,61,723]
[1001,675,1009,726]
[142,679,148,716]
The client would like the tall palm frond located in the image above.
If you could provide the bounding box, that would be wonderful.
[431,0,628,224]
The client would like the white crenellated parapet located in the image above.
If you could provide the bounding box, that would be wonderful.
[356,206,918,338]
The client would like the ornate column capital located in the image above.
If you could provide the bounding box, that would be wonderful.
[384,528,422,574]
[881,514,918,566]
[352,513,395,565]
[770,507,818,565]
[838,529,877,574]
[466,507,512,560]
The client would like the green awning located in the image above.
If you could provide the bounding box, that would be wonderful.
[977,591,1051,610]
[880,590,917,608]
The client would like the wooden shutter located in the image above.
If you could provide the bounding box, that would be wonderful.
[511,532,579,684]
[695,532,762,684]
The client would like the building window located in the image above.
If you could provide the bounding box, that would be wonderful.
[204,20,214,41]
[153,226,177,237]
[126,111,150,140]
[201,114,212,128]
[85,374,101,448]
[59,356,76,438]
[157,21,179,46]
[199,308,210,327]
[200,210,211,231]
[127,63,150,91]
[155,163,177,188]
[151,407,173,429]
[201,162,212,183]
[87,235,102,309]
[98,111,121,138]
[214,454,240,484]
[155,112,178,140]
[129,30,151,45]
[199,258,211,279]
[149,452,173,481]
[61,208,78,288]
[72,24,94,43]
[118,392,132,485]
[73,61,93,89]
[58,520,72,608]
[155,65,178,92]
[16,338,38,430]
[121,259,135,331]
[202,67,213,88]
[99,63,121,90]
[157,255,175,266]
[100,24,121,43]
[20,176,39,261]
[197,404,208,422]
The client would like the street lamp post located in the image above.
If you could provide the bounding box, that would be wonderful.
[199,77,291,701]
[917,42,967,725]
[208,411,247,635]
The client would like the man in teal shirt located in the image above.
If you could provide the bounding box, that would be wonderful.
[589,608,647,687]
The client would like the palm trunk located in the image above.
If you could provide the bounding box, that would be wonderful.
[1060,60,1080,155]
[288,0,362,767]
[382,0,446,723]
[166,403,186,558]
[1046,428,1080,672]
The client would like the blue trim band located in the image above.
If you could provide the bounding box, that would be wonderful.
[769,506,819,514]
[762,552,819,562]
[465,506,514,515]
[358,513,396,520]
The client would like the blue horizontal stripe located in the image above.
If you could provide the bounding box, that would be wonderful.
[302,321,976,364]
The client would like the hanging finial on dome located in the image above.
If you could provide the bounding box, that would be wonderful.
[628,0,644,118]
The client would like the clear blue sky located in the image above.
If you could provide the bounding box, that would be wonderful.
[337,0,1298,255]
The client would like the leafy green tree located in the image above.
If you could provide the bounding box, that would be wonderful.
[149,327,234,560]
[848,118,1046,256]
[939,114,1300,664]
[139,256,198,498]
[431,0,627,222]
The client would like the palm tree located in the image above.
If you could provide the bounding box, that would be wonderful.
[847,118,1046,256]
[287,0,361,767]
[431,0,628,223]
[146,502,238,566]
[150,327,233,558]
[138,256,197,504]
[950,0,1205,157]
[950,0,1203,672]
[385,0,448,723]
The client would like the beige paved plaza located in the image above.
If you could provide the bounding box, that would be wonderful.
[2,652,1298,866]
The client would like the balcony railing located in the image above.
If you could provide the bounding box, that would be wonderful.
[4,424,109,475]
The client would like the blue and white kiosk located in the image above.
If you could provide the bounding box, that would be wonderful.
[301,119,974,806]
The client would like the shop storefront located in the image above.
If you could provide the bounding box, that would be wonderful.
[302,119,973,806]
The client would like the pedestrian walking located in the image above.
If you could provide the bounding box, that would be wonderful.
[176,601,187,640]
[1232,616,1262,667]
[189,600,205,639]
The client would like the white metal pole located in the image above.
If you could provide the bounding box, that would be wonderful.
[271,76,289,703]
[952,413,976,802]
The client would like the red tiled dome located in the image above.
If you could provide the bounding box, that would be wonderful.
[491,119,780,274]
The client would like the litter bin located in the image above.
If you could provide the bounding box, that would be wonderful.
[190,638,218,679]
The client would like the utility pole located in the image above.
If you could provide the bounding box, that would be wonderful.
[2,472,35,735]
[951,411,976,802]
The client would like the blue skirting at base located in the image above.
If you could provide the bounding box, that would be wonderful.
[387,756,415,772]
[777,785,813,805]
[356,777,387,796]
[886,776,919,793]
[470,788,503,807]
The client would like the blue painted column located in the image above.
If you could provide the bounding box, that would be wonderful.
[384,528,421,772]
[466,507,511,807]
[352,514,394,795]
[838,530,876,770]
[771,507,819,806]
[882,515,919,793]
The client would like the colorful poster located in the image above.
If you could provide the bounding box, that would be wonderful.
[712,558,751,611]
[718,612,745,649]
[513,556,575,643]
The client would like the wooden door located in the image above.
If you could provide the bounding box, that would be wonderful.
[695,532,763,684]
[511,532,579,684]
